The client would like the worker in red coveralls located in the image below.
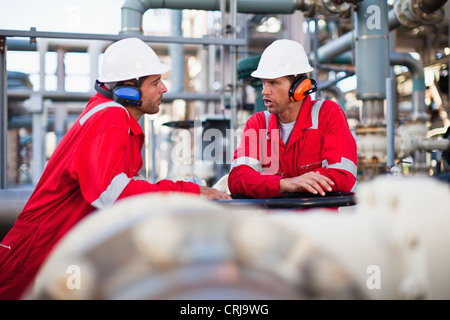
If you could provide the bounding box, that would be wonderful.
[228,39,357,199]
[0,37,230,300]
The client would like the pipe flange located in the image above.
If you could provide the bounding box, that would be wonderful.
[394,0,446,28]
[300,0,352,18]
[319,0,352,18]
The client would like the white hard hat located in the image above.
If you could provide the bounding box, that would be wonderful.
[98,37,170,83]
[251,39,314,79]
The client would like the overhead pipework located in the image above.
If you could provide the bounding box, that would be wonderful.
[121,0,307,35]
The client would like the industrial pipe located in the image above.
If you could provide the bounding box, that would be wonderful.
[355,0,390,126]
[386,77,396,170]
[121,0,306,34]
[389,52,427,120]
[419,0,449,13]
[416,137,450,151]
[319,50,428,122]
[317,9,402,64]
[394,0,447,28]
[317,0,447,64]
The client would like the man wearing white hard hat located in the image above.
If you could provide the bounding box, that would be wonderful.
[0,38,230,300]
[228,39,357,199]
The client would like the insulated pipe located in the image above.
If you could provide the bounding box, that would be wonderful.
[355,0,389,101]
[355,0,390,126]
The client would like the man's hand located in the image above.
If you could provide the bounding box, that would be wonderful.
[199,186,232,200]
[279,171,335,196]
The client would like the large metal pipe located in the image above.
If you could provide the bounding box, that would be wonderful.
[395,0,447,27]
[169,10,184,93]
[321,50,428,122]
[386,77,396,170]
[389,52,427,120]
[317,9,401,64]
[121,0,306,34]
[317,0,447,64]
[355,0,390,126]
[7,89,222,102]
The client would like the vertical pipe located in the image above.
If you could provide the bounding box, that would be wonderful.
[120,3,147,177]
[208,44,217,114]
[88,41,104,88]
[386,77,396,170]
[219,0,226,116]
[200,44,209,115]
[56,48,66,91]
[0,37,7,188]
[386,29,396,171]
[30,95,45,185]
[150,119,156,183]
[355,0,390,126]
[55,48,66,145]
[169,10,184,93]
[38,40,47,91]
[230,0,238,131]
[312,17,319,99]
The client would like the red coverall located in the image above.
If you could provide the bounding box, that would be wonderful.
[0,93,200,299]
[228,96,357,198]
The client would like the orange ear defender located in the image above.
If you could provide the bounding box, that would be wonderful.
[289,76,318,102]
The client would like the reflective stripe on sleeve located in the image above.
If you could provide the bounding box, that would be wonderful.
[231,157,262,172]
[132,174,146,181]
[309,100,324,130]
[79,102,128,126]
[322,157,357,177]
[91,172,131,210]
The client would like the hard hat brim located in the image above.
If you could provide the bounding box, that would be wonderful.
[98,63,171,83]
[251,66,314,79]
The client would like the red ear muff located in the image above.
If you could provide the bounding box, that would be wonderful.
[289,76,317,102]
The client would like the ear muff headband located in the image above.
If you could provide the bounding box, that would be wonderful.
[289,76,318,102]
[94,80,142,106]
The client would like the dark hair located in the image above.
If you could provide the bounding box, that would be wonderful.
[285,74,306,85]
[116,76,148,89]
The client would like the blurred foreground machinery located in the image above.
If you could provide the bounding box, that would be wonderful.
[25,176,450,300]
